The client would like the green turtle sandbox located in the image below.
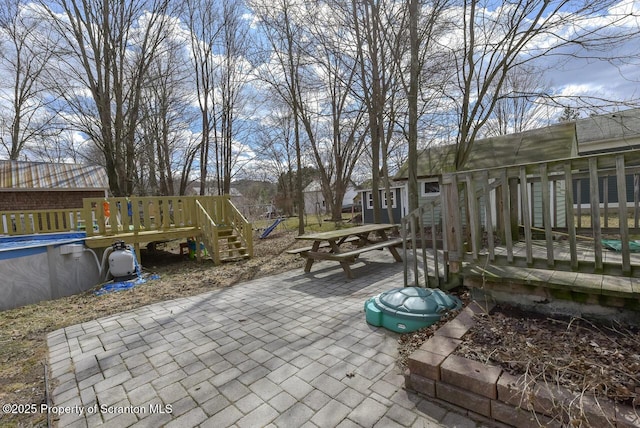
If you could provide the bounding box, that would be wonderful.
[365,287,462,333]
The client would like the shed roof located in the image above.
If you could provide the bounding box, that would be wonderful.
[0,160,109,191]
[395,122,577,179]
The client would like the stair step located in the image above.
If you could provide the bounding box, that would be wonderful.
[220,254,250,262]
[216,227,235,237]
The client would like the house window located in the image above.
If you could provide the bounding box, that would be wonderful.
[367,192,373,209]
[422,181,440,196]
[381,190,397,208]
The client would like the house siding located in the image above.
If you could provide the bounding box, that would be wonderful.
[362,188,403,224]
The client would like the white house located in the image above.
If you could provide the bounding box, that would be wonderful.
[303,180,358,215]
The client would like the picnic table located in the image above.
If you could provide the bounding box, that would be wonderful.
[289,223,403,278]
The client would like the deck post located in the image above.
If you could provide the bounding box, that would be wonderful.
[508,176,519,242]
[589,158,603,272]
[616,155,631,274]
[634,174,639,228]
[481,171,494,261]
[465,174,480,260]
[564,164,578,270]
[539,163,554,267]
[519,167,533,266]
[500,170,513,263]
[442,173,461,274]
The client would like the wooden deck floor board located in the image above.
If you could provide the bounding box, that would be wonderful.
[455,240,640,307]
[83,226,201,248]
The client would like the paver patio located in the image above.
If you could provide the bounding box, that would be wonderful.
[46,252,499,427]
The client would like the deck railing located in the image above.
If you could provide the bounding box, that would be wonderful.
[195,199,221,264]
[81,196,203,236]
[225,199,254,259]
[401,148,640,287]
[1,195,253,262]
[435,149,640,279]
[0,208,82,235]
[400,197,445,288]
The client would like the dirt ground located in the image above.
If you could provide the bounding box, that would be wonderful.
[1,228,639,427]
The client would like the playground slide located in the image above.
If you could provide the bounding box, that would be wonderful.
[260,217,283,239]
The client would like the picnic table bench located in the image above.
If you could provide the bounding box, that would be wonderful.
[286,236,360,255]
[292,224,402,278]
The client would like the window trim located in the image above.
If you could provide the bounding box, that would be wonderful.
[421,180,440,197]
[381,189,397,209]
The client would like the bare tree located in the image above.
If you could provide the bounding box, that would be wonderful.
[253,104,298,215]
[297,2,368,222]
[43,0,173,196]
[137,35,196,196]
[351,0,385,223]
[401,0,454,211]
[451,0,640,169]
[213,0,252,195]
[249,0,309,234]
[482,65,554,136]
[185,0,220,196]
[0,0,58,160]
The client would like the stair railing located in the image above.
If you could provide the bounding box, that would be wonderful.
[223,198,254,259]
[195,199,220,264]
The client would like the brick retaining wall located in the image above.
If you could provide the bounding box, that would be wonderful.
[404,302,640,427]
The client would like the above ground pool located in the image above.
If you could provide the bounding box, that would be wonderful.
[0,232,101,311]
[0,232,87,257]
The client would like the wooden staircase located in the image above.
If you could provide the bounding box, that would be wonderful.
[215,226,250,262]
[195,198,253,265]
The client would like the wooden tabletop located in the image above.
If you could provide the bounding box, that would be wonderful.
[296,223,398,241]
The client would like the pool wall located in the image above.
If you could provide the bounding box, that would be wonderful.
[0,232,101,311]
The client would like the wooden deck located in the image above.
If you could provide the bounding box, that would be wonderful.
[404,243,640,311]
[473,240,640,277]
[0,195,253,265]
[83,226,200,248]
[465,241,640,309]
[400,149,640,313]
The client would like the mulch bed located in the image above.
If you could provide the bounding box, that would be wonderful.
[398,294,640,409]
[456,305,640,408]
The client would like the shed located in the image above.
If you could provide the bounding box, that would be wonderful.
[0,160,109,211]
[395,109,640,229]
[358,181,407,224]
[396,122,578,179]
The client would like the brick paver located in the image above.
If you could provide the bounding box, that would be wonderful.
[47,252,498,427]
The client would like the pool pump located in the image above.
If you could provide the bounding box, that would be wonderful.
[108,240,137,282]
